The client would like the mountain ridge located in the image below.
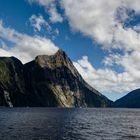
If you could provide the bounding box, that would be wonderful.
[114,88,140,108]
[0,49,112,107]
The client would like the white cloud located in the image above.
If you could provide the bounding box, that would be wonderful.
[28,0,54,6]
[133,25,140,32]
[29,14,52,32]
[54,28,59,35]
[48,4,63,23]
[28,0,63,23]
[61,0,119,45]
[61,0,140,48]
[29,14,60,39]
[74,56,140,98]
[0,20,58,63]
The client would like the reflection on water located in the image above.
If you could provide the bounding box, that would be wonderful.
[0,108,140,140]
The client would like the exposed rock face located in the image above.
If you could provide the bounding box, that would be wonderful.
[0,49,112,107]
[114,89,140,108]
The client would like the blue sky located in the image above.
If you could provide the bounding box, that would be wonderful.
[1,0,140,101]
[0,0,105,68]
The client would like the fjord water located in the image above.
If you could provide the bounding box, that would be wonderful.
[0,108,140,140]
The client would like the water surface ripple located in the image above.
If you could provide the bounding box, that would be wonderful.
[0,108,140,140]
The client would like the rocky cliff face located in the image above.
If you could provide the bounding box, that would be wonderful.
[0,49,112,107]
[114,89,140,108]
[0,57,27,107]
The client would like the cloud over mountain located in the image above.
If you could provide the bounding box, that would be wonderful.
[0,20,58,63]
[61,0,140,96]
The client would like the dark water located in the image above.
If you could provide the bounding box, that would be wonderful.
[0,108,140,140]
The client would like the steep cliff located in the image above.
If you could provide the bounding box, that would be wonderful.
[0,57,27,107]
[0,49,112,107]
[24,49,112,107]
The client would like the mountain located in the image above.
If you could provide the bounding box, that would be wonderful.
[114,89,140,108]
[0,49,112,107]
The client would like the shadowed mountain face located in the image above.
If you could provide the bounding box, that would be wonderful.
[0,57,27,107]
[0,49,112,107]
[114,89,140,108]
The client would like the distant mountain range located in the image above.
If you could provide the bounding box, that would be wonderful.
[0,49,112,107]
[114,89,140,108]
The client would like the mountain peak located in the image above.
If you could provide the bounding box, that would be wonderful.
[34,49,82,79]
[35,49,66,59]
[55,49,66,56]
[0,49,112,107]
[34,49,70,69]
